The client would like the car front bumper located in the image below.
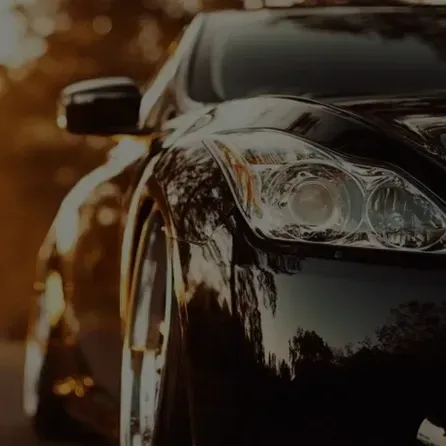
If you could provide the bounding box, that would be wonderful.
[180,222,446,446]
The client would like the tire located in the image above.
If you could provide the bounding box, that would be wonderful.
[120,209,191,446]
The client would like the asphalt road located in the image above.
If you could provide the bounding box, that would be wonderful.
[0,341,89,446]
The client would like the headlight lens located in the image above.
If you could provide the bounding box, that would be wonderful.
[265,162,363,242]
[367,181,446,250]
[205,131,446,253]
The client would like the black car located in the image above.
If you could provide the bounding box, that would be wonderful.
[23,4,446,446]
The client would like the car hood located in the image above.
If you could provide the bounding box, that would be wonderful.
[176,93,446,159]
[168,93,446,199]
[331,93,446,161]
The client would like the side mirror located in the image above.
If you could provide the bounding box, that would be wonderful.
[57,77,143,135]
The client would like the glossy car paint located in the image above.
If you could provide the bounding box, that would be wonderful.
[25,6,446,446]
[152,96,446,445]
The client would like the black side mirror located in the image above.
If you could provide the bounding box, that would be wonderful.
[57,77,143,135]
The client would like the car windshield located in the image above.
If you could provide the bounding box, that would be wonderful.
[188,7,446,102]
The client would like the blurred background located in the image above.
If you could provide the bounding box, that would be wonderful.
[0,0,245,341]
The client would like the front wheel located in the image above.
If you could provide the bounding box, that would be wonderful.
[120,209,191,446]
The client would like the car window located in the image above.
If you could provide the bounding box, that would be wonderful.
[189,8,446,102]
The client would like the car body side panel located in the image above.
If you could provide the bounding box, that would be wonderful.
[29,14,202,431]
[56,16,209,408]
[42,140,147,409]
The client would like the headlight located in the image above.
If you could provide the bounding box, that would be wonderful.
[205,130,446,253]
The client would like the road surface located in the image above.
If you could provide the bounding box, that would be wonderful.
[0,341,92,446]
